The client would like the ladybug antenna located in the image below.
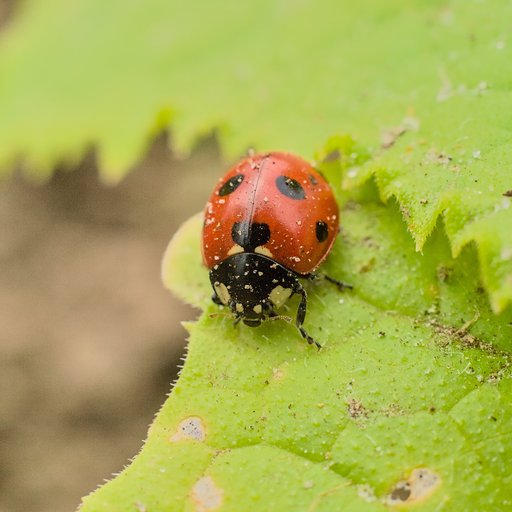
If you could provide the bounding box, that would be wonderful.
[208,311,232,320]
[267,314,293,324]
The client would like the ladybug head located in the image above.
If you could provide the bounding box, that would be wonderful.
[239,311,263,328]
[209,252,299,328]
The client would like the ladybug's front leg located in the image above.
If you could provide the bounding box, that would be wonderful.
[294,284,322,350]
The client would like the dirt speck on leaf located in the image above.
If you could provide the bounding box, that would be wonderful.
[271,363,288,381]
[303,480,314,489]
[381,126,406,149]
[347,398,368,419]
[424,149,452,166]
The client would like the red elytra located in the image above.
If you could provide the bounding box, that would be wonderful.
[201,152,339,275]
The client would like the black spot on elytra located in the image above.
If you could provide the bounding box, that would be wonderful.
[232,221,271,250]
[316,221,328,242]
[276,175,306,200]
[308,174,318,186]
[218,174,244,196]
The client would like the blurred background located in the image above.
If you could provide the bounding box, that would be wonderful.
[0,1,231,510]
[0,122,224,512]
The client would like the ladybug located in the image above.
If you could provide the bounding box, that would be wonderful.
[201,151,350,348]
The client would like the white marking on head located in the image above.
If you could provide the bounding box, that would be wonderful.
[214,282,231,305]
[235,303,244,313]
[253,304,263,314]
[269,285,293,309]
[227,244,244,256]
[255,246,273,257]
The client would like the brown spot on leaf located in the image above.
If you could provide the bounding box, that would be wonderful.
[385,468,441,506]
[191,476,223,511]
[390,483,411,502]
[503,190,512,197]
[170,416,206,442]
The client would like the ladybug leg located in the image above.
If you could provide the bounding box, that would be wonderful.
[232,301,245,326]
[307,273,353,291]
[293,284,322,350]
[324,274,353,291]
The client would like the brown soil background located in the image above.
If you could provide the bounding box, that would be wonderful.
[0,134,224,512]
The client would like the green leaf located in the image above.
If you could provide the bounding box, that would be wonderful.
[7,1,510,507]
[81,182,512,511]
